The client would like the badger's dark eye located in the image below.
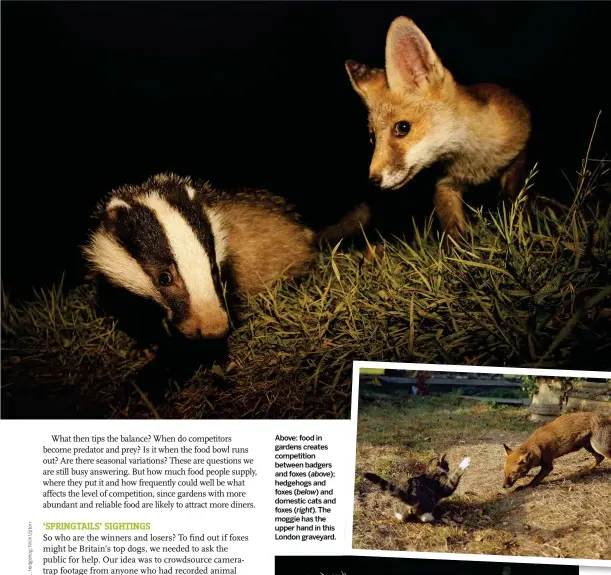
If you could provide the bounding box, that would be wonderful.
[369,131,376,146]
[394,121,411,137]
[158,272,173,286]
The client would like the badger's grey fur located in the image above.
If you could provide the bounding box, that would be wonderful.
[82,172,316,342]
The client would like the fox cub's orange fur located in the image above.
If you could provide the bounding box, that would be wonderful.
[345,16,531,242]
[502,412,611,490]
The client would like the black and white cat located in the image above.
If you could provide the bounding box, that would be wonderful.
[363,454,471,522]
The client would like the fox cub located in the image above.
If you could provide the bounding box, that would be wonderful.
[345,16,531,242]
[364,454,470,522]
[503,411,611,490]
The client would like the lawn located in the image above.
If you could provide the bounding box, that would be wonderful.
[2,125,610,419]
[352,390,611,559]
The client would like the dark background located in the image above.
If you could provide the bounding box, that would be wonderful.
[3,1,610,299]
[274,555,579,574]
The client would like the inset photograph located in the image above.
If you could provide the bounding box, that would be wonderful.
[351,364,611,562]
[275,555,579,574]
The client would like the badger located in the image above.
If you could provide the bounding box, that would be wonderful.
[82,172,316,345]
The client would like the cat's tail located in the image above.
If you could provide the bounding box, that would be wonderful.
[363,472,418,506]
[444,457,471,495]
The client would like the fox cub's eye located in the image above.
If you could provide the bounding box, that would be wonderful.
[369,131,376,146]
[158,272,173,286]
[394,121,411,137]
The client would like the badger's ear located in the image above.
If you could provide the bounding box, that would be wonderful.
[503,444,513,455]
[345,60,387,103]
[385,16,445,94]
[105,198,131,216]
[102,198,131,228]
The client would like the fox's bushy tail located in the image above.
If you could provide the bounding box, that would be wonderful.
[591,415,611,458]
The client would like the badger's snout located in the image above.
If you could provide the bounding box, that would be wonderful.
[178,307,230,340]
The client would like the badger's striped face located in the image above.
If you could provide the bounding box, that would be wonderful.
[84,181,230,341]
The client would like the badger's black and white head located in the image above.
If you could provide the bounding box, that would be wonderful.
[83,173,231,341]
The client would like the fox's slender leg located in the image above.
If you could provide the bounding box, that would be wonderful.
[318,201,372,244]
[583,444,605,469]
[500,150,527,202]
[526,461,553,487]
[317,201,380,265]
[434,178,466,244]
[363,243,384,265]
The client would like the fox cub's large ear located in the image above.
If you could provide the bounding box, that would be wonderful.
[345,60,386,103]
[385,16,445,94]
[503,444,513,455]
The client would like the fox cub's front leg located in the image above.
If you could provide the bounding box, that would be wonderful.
[434,177,466,244]
[515,461,554,491]
[500,149,528,202]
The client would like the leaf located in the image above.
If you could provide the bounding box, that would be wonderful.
[210,365,224,376]
[224,361,237,374]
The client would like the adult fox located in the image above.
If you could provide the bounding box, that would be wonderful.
[503,412,611,490]
[345,16,531,243]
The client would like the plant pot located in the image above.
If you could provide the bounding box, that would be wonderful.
[528,379,562,422]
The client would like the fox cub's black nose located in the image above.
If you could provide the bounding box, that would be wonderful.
[369,175,382,187]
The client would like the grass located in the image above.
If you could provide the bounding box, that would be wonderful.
[352,393,611,559]
[2,121,610,419]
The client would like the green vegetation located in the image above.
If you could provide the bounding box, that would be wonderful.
[2,122,609,418]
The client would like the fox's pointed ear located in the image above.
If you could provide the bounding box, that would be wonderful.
[385,16,445,94]
[345,60,386,103]
[503,444,513,455]
[439,453,447,462]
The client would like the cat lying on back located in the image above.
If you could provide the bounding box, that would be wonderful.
[363,454,471,522]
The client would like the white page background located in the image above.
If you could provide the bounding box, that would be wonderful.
[1,419,608,574]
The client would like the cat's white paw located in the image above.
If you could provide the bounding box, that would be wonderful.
[420,513,435,523]
[459,457,471,469]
